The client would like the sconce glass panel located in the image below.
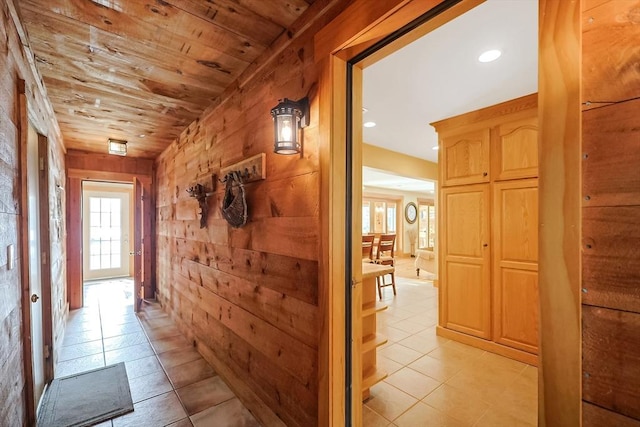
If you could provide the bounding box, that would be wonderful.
[271,98,304,155]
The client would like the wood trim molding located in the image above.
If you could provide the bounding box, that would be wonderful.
[538,0,582,425]
[316,0,582,425]
[436,326,538,366]
[18,80,36,427]
[38,134,54,383]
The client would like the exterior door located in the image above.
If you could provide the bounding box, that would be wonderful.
[26,122,45,410]
[440,184,491,339]
[82,184,132,280]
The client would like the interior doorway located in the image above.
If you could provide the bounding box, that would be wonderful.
[18,81,55,423]
[348,0,539,424]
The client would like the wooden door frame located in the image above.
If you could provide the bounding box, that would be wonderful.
[18,80,55,424]
[66,171,153,310]
[315,0,581,425]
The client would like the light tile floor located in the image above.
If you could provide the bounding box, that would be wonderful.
[58,278,259,427]
[59,264,537,427]
[365,258,538,426]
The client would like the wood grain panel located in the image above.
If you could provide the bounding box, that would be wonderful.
[3,1,68,423]
[440,128,490,186]
[539,0,582,425]
[441,185,491,339]
[152,9,333,422]
[583,402,640,427]
[18,0,313,159]
[493,179,539,354]
[494,268,538,353]
[188,306,316,427]
[583,99,640,207]
[178,258,318,348]
[583,305,640,420]
[582,1,640,107]
[496,181,538,263]
[493,115,538,181]
[583,206,640,313]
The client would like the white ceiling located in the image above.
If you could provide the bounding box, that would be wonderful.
[363,167,435,193]
[362,0,538,166]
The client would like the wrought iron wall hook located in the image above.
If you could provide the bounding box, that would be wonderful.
[186,183,212,228]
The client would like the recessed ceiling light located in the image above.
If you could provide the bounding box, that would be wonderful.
[432,145,439,150]
[478,49,502,63]
[364,121,376,128]
[139,134,145,138]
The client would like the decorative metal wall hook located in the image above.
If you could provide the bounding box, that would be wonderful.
[186,182,214,228]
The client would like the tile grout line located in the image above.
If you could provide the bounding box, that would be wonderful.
[136,308,195,426]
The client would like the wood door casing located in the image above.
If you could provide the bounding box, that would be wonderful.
[440,128,490,186]
[133,177,142,312]
[441,184,491,339]
[493,179,539,353]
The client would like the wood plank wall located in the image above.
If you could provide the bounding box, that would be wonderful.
[154,1,352,425]
[0,0,67,424]
[582,1,640,425]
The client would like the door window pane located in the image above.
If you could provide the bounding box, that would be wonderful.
[387,206,396,233]
[88,196,123,270]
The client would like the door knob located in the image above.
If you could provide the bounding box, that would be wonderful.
[31,294,40,303]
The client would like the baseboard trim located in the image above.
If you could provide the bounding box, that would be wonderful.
[436,326,538,366]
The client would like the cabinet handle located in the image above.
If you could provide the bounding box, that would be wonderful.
[482,172,488,177]
[483,243,488,247]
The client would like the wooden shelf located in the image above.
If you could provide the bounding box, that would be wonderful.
[362,301,387,318]
[362,333,387,354]
[362,367,387,391]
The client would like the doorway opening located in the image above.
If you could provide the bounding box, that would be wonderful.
[349,0,539,424]
[81,181,135,310]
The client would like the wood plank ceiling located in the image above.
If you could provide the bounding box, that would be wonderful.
[17,0,314,158]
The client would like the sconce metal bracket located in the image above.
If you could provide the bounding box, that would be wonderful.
[220,153,266,184]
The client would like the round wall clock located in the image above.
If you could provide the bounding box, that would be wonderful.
[405,202,417,224]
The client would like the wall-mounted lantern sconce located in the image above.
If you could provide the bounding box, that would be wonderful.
[270,97,309,155]
[108,138,127,156]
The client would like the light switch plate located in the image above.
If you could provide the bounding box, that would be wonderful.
[7,244,14,270]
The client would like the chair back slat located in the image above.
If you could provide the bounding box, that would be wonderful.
[362,235,375,260]
[376,234,396,260]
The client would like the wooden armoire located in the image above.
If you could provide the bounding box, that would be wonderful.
[432,93,539,365]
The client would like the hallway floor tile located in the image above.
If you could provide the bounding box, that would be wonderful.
[57,278,260,427]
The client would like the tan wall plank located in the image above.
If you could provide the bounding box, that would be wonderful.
[583,206,640,313]
[582,1,640,106]
[582,99,640,207]
[583,402,640,427]
[583,305,640,420]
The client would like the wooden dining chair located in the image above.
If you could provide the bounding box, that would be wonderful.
[362,234,375,263]
[375,234,396,299]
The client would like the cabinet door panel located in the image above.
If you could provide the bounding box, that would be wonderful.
[493,180,539,353]
[496,268,539,352]
[441,128,490,186]
[441,185,491,339]
[445,262,490,338]
[494,116,538,181]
